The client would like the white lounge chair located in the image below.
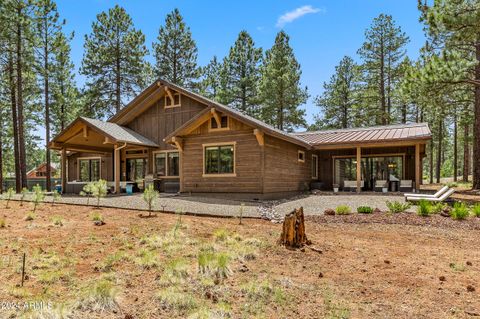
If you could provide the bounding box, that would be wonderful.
[406,188,455,202]
[374,180,387,192]
[404,185,449,199]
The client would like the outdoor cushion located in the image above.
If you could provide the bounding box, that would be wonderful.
[404,185,449,198]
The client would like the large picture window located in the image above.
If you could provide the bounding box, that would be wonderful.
[78,158,100,182]
[155,152,179,177]
[204,144,235,175]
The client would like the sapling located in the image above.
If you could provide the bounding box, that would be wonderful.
[51,189,61,206]
[239,203,245,225]
[80,182,94,206]
[32,185,45,213]
[92,180,107,208]
[142,184,159,217]
[4,188,15,209]
[20,187,29,206]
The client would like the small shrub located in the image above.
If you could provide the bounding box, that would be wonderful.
[386,201,411,214]
[90,211,104,223]
[0,218,5,228]
[157,287,198,313]
[357,206,373,214]
[335,205,351,215]
[430,202,446,214]
[98,251,128,272]
[446,182,458,188]
[77,278,119,312]
[417,200,431,217]
[449,262,466,272]
[472,204,480,217]
[80,183,94,205]
[135,248,159,269]
[213,228,229,241]
[92,180,108,208]
[51,216,64,226]
[197,249,216,275]
[32,184,45,213]
[161,258,189,284]
[24,212,35,221]
[214,252,231,280]
[451,202,469,220]
[4,188,15,209]
[142,184,159,216]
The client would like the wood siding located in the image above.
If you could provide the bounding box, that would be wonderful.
[126,94,206,149]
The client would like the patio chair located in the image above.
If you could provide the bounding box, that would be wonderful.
[403,185,449,199]
[406,188,455,203]
[399,180,413,192]
[374,180,388,192]
[343,180,363,192]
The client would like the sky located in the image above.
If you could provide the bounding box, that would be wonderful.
[39,0,427,142]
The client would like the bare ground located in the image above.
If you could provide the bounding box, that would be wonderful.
[0,201,479,318]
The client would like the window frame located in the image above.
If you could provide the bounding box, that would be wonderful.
[153,150,180,178]
[77,157,101,182]
[312,154,318,179]
[164,93,181,109]
[208,115,229,131]
[298,150,305,163]
[202,142,236,177]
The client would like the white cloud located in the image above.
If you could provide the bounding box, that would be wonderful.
[276,5,324,27]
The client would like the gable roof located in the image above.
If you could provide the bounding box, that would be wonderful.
[79,117,158,147]
[293,123,431,146]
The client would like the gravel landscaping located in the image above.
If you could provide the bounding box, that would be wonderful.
[10,192,416,218]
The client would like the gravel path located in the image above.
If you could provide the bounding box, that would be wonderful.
[10,192,414,218]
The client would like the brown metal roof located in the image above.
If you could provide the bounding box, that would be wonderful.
[293,123,431,146]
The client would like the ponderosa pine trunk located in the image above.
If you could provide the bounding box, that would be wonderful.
[473,43,480,189]
[429,139,434,184]
[16,6,27,190]
[0,104,3,193]
[9,49,21,193]
[115,27,121,113]
[379,40,387,125]
[436,117,443,183]
[464,121,470,182]
[44,24,51,192]
[453,111,458,182]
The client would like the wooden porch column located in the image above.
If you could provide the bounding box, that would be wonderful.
[415,143,421,192]
[61,148,67,194]
[114,146,121,194]
[356,146,361,193]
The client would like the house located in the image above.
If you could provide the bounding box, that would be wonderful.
[26,163,58,179]
[49,79,431,198]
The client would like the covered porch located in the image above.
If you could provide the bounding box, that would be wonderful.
[49,117,159,194]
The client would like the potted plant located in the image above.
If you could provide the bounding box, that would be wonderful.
[333,184,339,193]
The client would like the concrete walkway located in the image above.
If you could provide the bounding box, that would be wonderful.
[10,192,414,218]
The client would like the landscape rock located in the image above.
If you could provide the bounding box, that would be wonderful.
[324,209,335,216]
[439,276,446,282]
[467,285,475,292]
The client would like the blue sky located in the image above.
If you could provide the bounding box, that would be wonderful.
[49,0,426,136]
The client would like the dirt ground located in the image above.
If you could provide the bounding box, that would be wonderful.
[0,201,479,319]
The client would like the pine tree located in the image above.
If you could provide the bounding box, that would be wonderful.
[259,31,308,132]
[33,0,64,191]
[222,31,262,117]
[358,14,409,125]
[313,56,360,129]
[153,8,198,88]
[418,0,480,189]
[199,56,222,99]
[81,5,148,117]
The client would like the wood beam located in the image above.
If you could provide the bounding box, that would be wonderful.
[356,147,361,193]
[114,146,121,194]
[116,86,165,125]
[211,108,221,127]
[253,129,265,146]
[313,140,430,150]
[82,125,89,139]
[172,136,183,152]
[165,86,175,103]
[415,143,421,192]
[103,137,115,145]
[57,143,113,154]
[61,148,67,194]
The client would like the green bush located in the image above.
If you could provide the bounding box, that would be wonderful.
[472,204,480,218]
[430,202,446,214]
[386,201,411,214]
[90,211,104,222]
[417,200,431,217]
[451,202,469,220]
[357,206,373,214]
[335,205,351,215]
[142,184,159,216]
[4,188,15,209]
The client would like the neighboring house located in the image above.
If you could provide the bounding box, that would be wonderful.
[26,163,57,179]
[49,79,431,197]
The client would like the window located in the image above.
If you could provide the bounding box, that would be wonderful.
[298,150,305,163]
[154,152,179,177]
[210,115,229,130]
[78,158,100,182]
[126,158,147,182]
[312,155,318,179]
[204,144,235,175]
[165,93,181,108]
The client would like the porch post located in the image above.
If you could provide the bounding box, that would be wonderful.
[61,148,67,194]
[415,143,421,192]
[114,146,121,194]
[356,146,361,193]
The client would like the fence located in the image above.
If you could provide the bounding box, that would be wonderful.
[2,178,61,191]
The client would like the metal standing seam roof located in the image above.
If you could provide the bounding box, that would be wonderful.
[292,123,431,146]
[80,117,159,147]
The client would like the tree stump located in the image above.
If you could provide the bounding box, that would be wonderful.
[279,207,308,248]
